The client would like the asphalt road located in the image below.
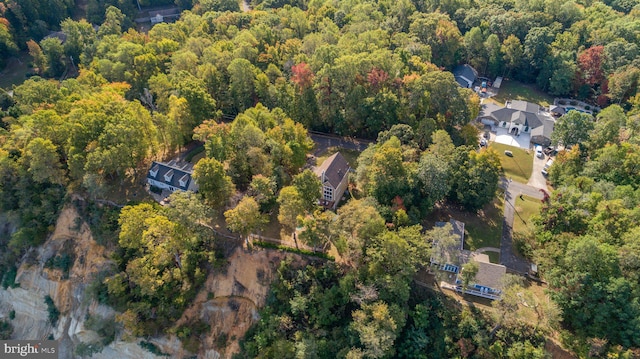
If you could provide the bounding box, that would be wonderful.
[309,132,373,156]
[499,178,545,274]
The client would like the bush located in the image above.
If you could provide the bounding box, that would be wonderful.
[0,319,13,339]
[84,314,117,346]
[74,342,104,357]
[253,241,335,260]
[9,310,15,320]
[44,295,59,325]
[177,320,210,353]
[1,266,19,289]
[150,185,163,194]
[139,341,170,357]
[45,252,74,279]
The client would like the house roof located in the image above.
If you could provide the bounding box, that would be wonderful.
[314,152,350,189]
[472,253,507,290]
[489,104,545,130]
[510,100,540,114]
[147,160,196,191]
[549,105,566,115]
[530,118,555,140]
[453,64,478,84]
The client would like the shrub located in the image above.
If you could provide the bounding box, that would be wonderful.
[0,319,13,339]
[44,295,59,325]
[139,341,170,356]
[253,241,335,260]
[9,310,15,320]
[84,314,117,346]
[74,342,104,357]
[1,266,19,289]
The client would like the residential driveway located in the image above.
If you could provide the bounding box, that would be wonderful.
[494,127,531,149]
[499,178,545,274]
[528,154,549,191]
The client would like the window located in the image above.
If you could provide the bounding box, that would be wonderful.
[323,186,333,201]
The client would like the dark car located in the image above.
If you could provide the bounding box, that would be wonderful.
[483,131,490,139]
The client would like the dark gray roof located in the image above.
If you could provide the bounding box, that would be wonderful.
[510,100,540,114]
[489,107,544,129]
[549,105,566,115]
[314,152,350,189]
[453,64,478,84]
[472,253,506,290]
[147,160,195,191]
[531,118,554,140]
[455,77,469,87]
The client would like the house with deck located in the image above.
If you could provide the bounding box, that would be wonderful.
[313,152,350,210]
[430,219,506,300]
[147,159,198,194]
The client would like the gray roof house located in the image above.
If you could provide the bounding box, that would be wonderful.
[314,152,350,210]
[453,64,478,88]
[483,100,554,147]
[147,159,199,194]
[430,219,507,300]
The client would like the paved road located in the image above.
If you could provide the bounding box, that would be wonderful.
[528,154,549,191]
[309,132,373,156]
[499,178,545,274]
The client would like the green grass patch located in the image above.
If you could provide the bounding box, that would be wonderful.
[253,240,335,260]
[486,251,500,264]
[316,147,360,169]
[492,79,554,107]
[512,195,542,235]
[489,142,533,184]
[463,196,504,251]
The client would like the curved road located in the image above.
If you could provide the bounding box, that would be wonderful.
[309,132,373,156]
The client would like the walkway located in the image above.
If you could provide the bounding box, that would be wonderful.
[499,178,545,274]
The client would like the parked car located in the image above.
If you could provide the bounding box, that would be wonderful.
[480,138,487,146]
[535,145,544,158]
[541,158,554,176]
[483,131,490,139]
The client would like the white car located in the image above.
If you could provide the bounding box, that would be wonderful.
[535,145,544,158]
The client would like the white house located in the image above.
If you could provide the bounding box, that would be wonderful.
[482,100,555,147]
[313,152,350,210]
[147,160,198,193]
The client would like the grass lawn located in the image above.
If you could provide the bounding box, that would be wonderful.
[429,194,504,262]
[512,195,542,235]
[489,142,533,183]
[315,146,360,168]
[492,79,554,107]
[463,196,504,252]
[0,52,33,90]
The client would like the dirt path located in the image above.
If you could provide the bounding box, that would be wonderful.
[241,0,251,12]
